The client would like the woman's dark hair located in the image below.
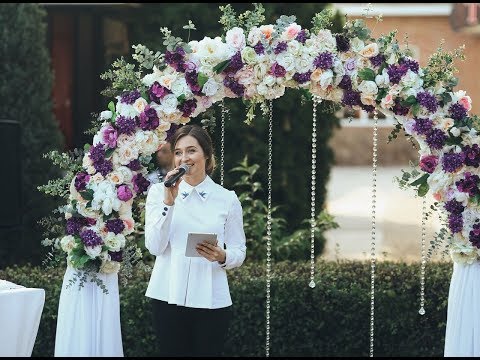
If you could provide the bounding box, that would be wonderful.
[170,125,216,175]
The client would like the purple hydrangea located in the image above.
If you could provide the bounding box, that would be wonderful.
[444,199,465,215]
[185,71,202,95]
[448,213,463,234]
[74,172,90,191]
[109,250,123,262]
[419,155,438,174]
[463,144,480,168]
[449,102,468,121]
[335,34,350,52]
[132,173,150,194]
[413,118,433,135]
[94,159,113,177]
[178,98,197,118]
[66,217,87,235]
[338,75,352,91]
[273,41,288,55]
[116,116,136,136]
[426,129,447,150]
[342,90,361,107]
[105,219,125,235]
[313,52,334,70]
[271,63,286,77]
[370,54,385,68]
[456,172,480,196]
[165,47,186,72]
[149,82,171,103]
[292,71,312,84]
[442,152,466,173]
[137,106,159,131]
[224,51,244,75]
[80,229,103,247]
[387,64,408,85]
[392,99,410,116]
[400,58,419,73]
[126,159,142,171]
[253,42,265,55]
[295,29,308,44]
[223,76,245,97]
[120,90,141,105]
[417,91,438,113]
[469,223,480,248]
[89,143,106,164]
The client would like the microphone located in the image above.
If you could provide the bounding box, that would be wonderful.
[164,164,190,187]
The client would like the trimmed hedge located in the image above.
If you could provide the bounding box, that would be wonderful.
[0,260,452,357]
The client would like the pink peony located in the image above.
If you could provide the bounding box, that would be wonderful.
[458,95,472,112]
[117,184,133,201]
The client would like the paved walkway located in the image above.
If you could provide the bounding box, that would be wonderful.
[324,166,446,262]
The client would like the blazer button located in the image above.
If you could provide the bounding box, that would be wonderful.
[163,207,168,211]
[162,212,166,216]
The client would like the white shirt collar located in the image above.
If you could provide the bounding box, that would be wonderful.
[178,175,214,202]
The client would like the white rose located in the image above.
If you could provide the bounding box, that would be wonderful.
[116,101,138,118]
[257,83,268,96]
[60,235,76,253]
[295,53,314,73]
[84,244,103,259]
[171,77,192,97]
[202,78,220,97]
[281,23,301,41]
[82,153,96,175]
[160,94,179,115]
[99,110,112,120]
[264,75,276,87]
[427,169,454,194]
[375,69,390,88]
[159,73,177,90]
[115,166,133,184]
[276,53,296,72]
[361,93,376,106]
[247,27,262,46]
[312,30,337,52]
[401,70,423,89]
[450,243,477,265]
[359,43,379,58]
[133,98,148,114]
[136,130,160,155]
[357,80,378,96]
[253,62,269,82]
[350,38,365,53]
[107,170,124,185]
[450,127,461,137]
[287,40,302,56]
[226,27,246,50]
[319,70,334,89]
[241,47,257,65]
[104,232,126,252]
[100,260,121,274]
[117,145,139,165]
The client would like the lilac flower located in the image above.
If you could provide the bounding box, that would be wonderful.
[165,47,186,72]
[370,54,385,68]
[185,71,202,95]
[80,229,103,247]
[105,219,125,235]
[335,34,350,52]
[425,129,447,150]
[463,144,480,168]
[419,155,438,174]
[117,185,133,201]
[66,217,87,235]
[442,152,466,173]
[399,58,419,73]
[449,102,467,121]
[223,52,244,75]
[132,173,150,194]
[74,172,90,191]
[253,42,265,55]
[293,71,312,84]
[392,99,409,116]
[444,199,465,215]
[456,172,480,196]
[271,63,286,78]
[313,52,334,70]
[469,223,480,248]
[109,250,123,262]
[342,90,361,107]
[273,41,288,55]
[387,64,408,84]
[137,106,159,131]
[338,75,352,91]
[120,90,141,104]
[295,29,308,44]
[417,91,438,113]
[413,118,433,135]
[126,159,142,171]
[223,76,245,97]
[149,82,171,103]
[448,213,463,234]
[102,124,118,149]
[94,159,113,177]
[116,116,136,136]
[178,99,197,118]
[89,143,106,164]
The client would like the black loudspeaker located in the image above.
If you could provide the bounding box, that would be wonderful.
[0,120,21,227]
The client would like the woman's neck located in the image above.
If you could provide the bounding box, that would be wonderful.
[183,173,207,187]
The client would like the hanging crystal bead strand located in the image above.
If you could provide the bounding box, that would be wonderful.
[419,197,427,316]
[220,100,226,187]
[309,96,321,289]
[369,110,378,357]
[265,100,273,357]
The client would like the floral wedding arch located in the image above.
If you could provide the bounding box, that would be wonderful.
[41,3,479,357]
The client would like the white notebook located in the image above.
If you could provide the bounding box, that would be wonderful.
[185,232,218,257]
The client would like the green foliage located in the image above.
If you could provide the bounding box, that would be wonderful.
[0,3,64,267]
[218,3,266,35]
[0,261,453,356]
[99,57,144,98]
[230,157,338,261]
[311,7,335,34]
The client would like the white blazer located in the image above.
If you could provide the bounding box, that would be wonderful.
[144,175,247,309]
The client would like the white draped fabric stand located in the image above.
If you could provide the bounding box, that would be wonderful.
[54,266,124,357]
[444,262,480,357]
[0,284,45,357]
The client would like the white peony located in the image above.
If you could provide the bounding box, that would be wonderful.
[84,244,103,259]
[100,260,121,274]
[104,232,126,252]
[160,94,179,115]
[171,77,192,97]
[319,70,334,89]
[225,27,246,50]
[202,78,220,97]
[276,53,296,72]
[350,38,365,53]
[60,235,76,253]
[358,80,378,96]
[99,110,112,120]
[116,101,138,118]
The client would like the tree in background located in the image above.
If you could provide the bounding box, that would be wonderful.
[117,3,344,233]
[0,4,64,267]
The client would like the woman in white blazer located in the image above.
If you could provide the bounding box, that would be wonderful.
[145,124,247,357]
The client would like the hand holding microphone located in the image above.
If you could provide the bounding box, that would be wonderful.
[163,164,190,205]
